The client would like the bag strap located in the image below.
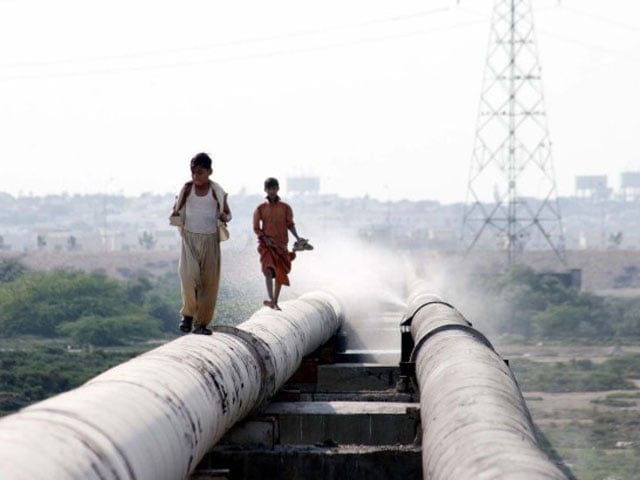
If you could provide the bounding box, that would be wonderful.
[175,181,225,217]
[211,185,223,213]
[175,181,193,212]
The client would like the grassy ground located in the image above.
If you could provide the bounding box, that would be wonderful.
[0,338,161,415]
[499,344,640,480]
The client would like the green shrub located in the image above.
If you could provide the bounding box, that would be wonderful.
[590,397,636,407]
[533,304,590,340]
[0,270,133,337]
[474,265,640,342]
[0,257,29,283]
[58,314,160,346]
[0,346,150,413]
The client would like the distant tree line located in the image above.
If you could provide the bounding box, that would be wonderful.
[0,257,260,347]
[473,264,640,343]
[0,260,169,346]
[2,257,640,415]
[4,257,640,346]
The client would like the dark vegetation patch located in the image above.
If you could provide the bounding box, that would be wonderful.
[0,345,149,414]
[511,355,640,392]
[470,264,640,343]
[541,411,640,480]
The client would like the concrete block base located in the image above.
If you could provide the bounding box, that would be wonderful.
[196,445,422,480]
[263,401,419,445]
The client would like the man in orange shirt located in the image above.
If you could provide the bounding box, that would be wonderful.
[253,177,307,310]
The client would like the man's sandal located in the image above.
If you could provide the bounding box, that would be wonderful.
[293,238,314,251]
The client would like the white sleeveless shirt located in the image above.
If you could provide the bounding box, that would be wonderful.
[184,187,218,234]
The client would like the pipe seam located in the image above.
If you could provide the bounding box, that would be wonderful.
[212,325,277,413]
[409,324,496,364]
[401,300,456,327]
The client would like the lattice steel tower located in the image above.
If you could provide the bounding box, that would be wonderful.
[461,0,565,265]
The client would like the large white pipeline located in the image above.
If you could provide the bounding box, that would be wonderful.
[405,282,569,480]
[0,291,342,480]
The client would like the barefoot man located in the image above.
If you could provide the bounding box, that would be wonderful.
[253,177,308,310]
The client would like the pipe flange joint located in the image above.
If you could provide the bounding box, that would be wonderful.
[212,325,277,413]
[409,324,495,364]
[400,300,456,328]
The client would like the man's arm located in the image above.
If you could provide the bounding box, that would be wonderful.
[253,207,275,246]
[288,225,301,241]
[286,205,304,241]
[252,208,263,237]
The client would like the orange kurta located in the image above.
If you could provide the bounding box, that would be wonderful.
[253,199,296,285]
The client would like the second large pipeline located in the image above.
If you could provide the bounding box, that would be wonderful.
[404,282,568,480]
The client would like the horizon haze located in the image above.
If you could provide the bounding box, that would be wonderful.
[1,0,639,203]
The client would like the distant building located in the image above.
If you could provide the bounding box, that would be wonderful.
[95,230,126,251]
[574,175,610,199]
[620,171,640,202]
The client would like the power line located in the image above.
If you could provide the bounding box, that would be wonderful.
[0,6,454,71]
[0,18,485,82]
[461,2,640,63]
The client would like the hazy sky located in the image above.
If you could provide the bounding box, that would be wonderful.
[1,0,639,203]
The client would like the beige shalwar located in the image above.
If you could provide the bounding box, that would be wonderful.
[172,180,227,328]
[179,230,221,328]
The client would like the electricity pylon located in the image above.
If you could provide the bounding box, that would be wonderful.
[461,0,565,266]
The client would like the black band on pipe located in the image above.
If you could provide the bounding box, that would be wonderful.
[409,324,495,364]
[400,300,456,327]
[212,325,276,413]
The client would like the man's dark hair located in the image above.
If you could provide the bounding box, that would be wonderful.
[191,152,212,170]
[264,177,279,189]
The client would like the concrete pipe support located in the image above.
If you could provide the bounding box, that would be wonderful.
[0,291,342,480]
[405,286,568,480]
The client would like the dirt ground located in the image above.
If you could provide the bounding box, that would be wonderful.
[495,344,640,421]
[496,344,640,364]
